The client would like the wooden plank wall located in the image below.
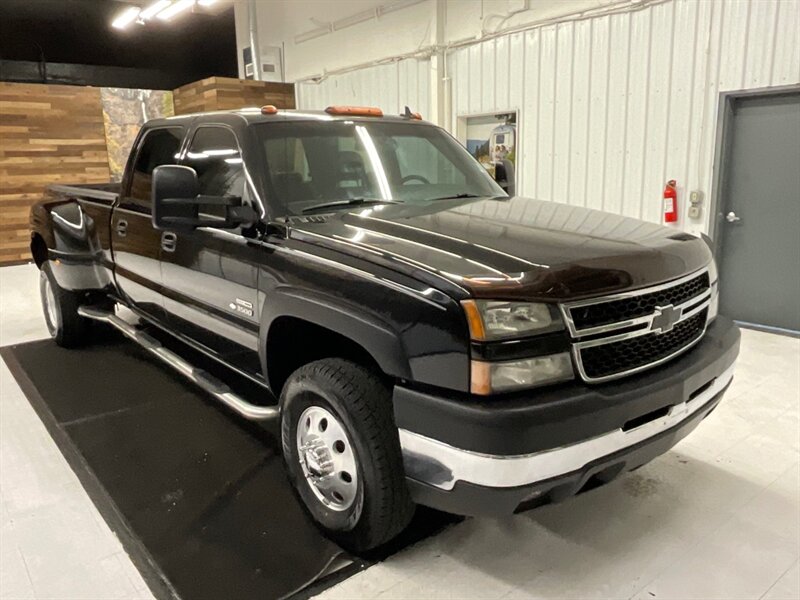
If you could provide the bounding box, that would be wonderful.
[0,82,110,264]
[173,76,295,115]
[0,77,295,265]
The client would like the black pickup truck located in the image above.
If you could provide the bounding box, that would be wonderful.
[30,105,740,552]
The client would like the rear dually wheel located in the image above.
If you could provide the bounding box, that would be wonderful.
[39,262,91,347]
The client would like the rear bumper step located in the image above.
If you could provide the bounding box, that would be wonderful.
[77,306,278,421]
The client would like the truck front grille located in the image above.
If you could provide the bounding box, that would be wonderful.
[570,272,709,330]
[579,310,707,380]
[560,269,712,383]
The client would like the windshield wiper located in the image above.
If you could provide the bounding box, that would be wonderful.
[302,198,402,214]
[427,193,482,201]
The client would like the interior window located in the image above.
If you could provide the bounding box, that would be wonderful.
[128,127,183,209]
[184,127,245,218]
[263,135,319,206]
[391,135,465,188]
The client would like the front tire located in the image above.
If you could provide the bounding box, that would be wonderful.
[39,262,90,347]
[281,359,415,553]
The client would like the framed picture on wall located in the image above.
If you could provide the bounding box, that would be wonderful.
[456,111,518,183]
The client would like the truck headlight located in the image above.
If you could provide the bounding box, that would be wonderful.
[461,300,564,341]
[708,258,719,322]
[471,353,574,395]
[462,300,572,394]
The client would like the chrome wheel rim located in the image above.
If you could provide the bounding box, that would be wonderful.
[296,405,358,512]
[40,272,59,334]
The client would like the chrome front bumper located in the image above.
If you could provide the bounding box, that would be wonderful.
[400,363,734,492]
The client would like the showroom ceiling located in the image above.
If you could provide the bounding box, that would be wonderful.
[0,0,237,87]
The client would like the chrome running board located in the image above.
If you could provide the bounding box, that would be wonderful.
[77,306,278,421]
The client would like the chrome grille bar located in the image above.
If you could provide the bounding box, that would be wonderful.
[559,268,712,383]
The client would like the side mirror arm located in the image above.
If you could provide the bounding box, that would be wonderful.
[265,220,289,239]
[160,195,242,207]
[227,205,258,228]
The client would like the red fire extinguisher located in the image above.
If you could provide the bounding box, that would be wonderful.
[663,179,678,223]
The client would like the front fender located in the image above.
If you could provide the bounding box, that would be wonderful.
[258,286,413,387]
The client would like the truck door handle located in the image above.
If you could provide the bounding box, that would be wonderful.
[115,219,128,237]
[161,232,177,253]
[725,211,741,223]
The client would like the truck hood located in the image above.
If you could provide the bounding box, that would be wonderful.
[287,196,712,301]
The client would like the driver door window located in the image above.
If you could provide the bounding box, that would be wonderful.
[183,127,245,218]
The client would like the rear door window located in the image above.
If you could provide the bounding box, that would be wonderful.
[128,127,184,210]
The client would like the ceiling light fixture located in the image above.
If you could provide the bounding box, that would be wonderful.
[111,6,141,29]
[157,0,196,21]
[139,0,172,20]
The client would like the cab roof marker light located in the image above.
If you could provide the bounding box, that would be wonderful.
[157,0,195,21]
[139,0,171,20]
[325,106,383,117]
[112,6,141,29]
[261,105,279,115]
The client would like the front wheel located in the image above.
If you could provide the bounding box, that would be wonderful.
[281,359,415,553]
[39,262,90,347]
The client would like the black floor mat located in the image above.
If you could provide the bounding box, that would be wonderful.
[1,336,457,600]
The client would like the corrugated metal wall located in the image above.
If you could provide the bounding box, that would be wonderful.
[295,0,799,233]
[448,0,800,231]
[296,58,430,117]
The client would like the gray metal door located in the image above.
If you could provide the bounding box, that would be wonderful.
[717,91,800,333]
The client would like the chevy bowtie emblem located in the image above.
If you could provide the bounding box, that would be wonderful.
[651,304,682,334]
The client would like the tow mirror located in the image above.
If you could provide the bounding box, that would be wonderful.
[152,165,257,231]
[494,159,516,197]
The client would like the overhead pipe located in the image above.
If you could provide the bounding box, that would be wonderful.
[247,0,262,81]
[295,0,666,84]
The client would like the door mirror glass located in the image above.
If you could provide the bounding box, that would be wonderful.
[152,165,198,231]
[494,158,515,196]
[152,165,256,231]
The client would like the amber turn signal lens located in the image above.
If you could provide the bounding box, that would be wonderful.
[470,360,492,395]
[325,105,384,117]
[261,105,279,115]
[461,300,486,341]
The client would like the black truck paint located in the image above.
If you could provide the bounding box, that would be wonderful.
[30,108,740,551]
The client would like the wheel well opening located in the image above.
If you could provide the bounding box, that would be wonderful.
[266,317,384,395]
[30,234,48,268]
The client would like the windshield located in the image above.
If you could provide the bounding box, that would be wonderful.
[254,120,505,216]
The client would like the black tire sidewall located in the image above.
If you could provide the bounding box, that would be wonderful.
[40,263,62,339]
[281,377,366,533]
[40,262,89,347]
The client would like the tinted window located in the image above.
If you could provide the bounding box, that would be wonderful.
[129,127,183,208]
[184,127,244,217]
[256,121,502,217]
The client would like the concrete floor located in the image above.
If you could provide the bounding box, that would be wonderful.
[1,262,798,600]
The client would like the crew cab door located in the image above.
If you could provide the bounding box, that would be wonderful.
[112,126,184,317]
[158,124,262,364]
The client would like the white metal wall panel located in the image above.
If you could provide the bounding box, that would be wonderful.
[296,58,430,116]
[447,0,800,233]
